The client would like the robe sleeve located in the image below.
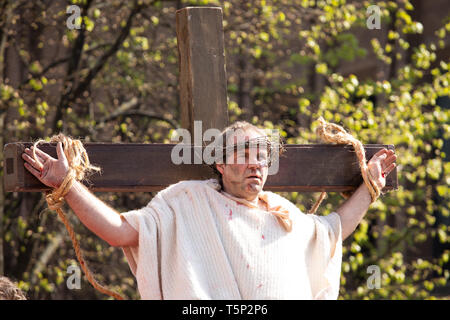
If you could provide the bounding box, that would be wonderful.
[306,211,343,300]
[119,192,171,300]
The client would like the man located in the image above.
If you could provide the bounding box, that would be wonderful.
[21,121,397,299]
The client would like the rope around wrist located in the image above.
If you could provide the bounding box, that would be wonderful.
[307,117,381,214]
[33,134,125,300]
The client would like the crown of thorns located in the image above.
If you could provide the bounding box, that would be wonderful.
[211,135,285,164]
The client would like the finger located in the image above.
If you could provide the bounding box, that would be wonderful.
[22,153,43,169]
[25,148,45,167]
[24,162,42,180]
[56,142,67,161]
[384,154,397,166]
[24,147,46,164]
[374,149,388,157]
[31,145,54,161]
[384,163,396,175]
[372,151,388,162]
[382,154,397,169]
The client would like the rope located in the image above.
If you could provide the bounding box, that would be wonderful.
[307,117,381,214]
[32,134,125,300]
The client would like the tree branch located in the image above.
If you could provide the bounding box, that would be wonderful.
[0,0,17,81]
[53,1,148,133]
[70,1,145,100]
[52,0,94,133]
[30,227,65,287]
[99,109,178,129]
[20,42,113,86]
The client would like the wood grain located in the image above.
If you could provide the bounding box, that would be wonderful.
[3,142,397,193]
[176,7,229,137]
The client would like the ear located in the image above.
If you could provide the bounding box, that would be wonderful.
[216,163,225,175]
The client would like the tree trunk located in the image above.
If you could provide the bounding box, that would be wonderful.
[0,113,4,275]
[238,53,253,120]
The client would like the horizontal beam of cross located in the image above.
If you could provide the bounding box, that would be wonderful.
[4,143,397,193]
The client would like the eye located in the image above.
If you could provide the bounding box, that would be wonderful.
[258,152,268,161]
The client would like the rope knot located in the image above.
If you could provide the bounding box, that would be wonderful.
[32,134,124,300]
[45,170,76,211]
[33,134,101,210]
[316,116,381,203]
[308,117,381,215]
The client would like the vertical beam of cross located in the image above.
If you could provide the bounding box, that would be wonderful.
[176,7,229,140]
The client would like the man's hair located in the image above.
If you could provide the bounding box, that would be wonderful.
[0,276,27,300]
[211,121,284,189]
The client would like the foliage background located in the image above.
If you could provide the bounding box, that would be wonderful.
[0,0,448,299]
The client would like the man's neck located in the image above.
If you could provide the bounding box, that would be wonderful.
[222,189,267,210]
[223,188,258,204]
[246,196,259,206]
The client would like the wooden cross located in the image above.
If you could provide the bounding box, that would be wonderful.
[3,7,397,194]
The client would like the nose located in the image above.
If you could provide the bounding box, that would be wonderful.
[247,162,261,169]
[247,158,268,169]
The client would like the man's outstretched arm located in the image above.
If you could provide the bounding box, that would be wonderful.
[335,148,397,241]
[22,143,138,247]
[63,180,138,247]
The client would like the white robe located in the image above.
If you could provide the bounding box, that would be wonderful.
[120,179,342,300]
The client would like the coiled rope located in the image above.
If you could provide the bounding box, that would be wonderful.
[307,117,381,214]
[32,134,125,300]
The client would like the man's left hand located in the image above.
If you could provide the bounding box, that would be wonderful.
[367,148,397,190]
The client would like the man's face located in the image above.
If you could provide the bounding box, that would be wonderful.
[216,129,269,201]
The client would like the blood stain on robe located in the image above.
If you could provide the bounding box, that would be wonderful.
[227,209,233,220]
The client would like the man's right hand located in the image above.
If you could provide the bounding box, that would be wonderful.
[22,142,70,189]
[22,141,138,247]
